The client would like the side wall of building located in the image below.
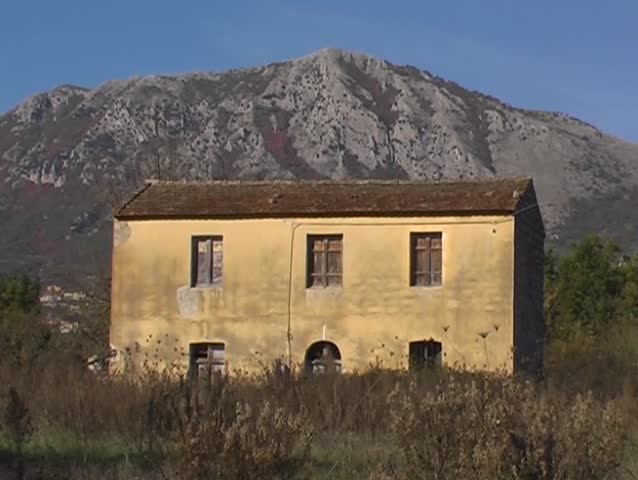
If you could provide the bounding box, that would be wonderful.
[110,215,516,374]
[513,187,545,375]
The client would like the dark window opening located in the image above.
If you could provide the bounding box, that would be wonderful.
[304,341,342,374]
[191,236,223,287]
[410,233,442,286]
[307,235,343,288]
[189,342,225,378]
[409,340,442,370]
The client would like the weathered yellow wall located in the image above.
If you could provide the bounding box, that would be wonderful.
[110,215,515,374]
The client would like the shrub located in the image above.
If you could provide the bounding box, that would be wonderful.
[388,374,626,480]
[171,381,313,480]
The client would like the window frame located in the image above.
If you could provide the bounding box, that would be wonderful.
[410,232,443,287]
[190,235,223,288]
[306,234,343,288]
[189,342,226,378]
[408,340,443,370]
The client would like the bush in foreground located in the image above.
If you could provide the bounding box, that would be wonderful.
[0,361,631,479]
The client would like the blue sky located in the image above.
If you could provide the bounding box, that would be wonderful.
[1,0,637,142]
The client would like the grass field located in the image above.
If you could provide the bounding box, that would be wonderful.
[0,360,636,480]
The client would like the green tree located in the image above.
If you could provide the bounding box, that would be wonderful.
[548,235,624,340]
[0,274,40,314]
[0,274,48,369]
[0,308,52,369]
[544,248,560,331]
[617,255,638,321]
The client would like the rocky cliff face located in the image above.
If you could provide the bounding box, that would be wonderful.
[0,49,636,285]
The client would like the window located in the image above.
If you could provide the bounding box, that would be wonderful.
[410,233,442,286]
[307,235,343,288]
[409,340,442,370]
[191,236,223,287]
[189,342,225,377]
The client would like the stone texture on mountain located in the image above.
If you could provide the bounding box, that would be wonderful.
[0,49,636,285]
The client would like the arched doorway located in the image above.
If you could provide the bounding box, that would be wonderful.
[304,341,342,374]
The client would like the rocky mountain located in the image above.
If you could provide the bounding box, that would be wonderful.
[1,49,637,286]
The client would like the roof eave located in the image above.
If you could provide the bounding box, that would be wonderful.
[114,209,517,221]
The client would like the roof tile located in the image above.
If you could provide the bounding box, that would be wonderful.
[115,178,533,219]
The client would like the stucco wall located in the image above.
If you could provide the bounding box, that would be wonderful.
[513,188,546,375]
[110,215,516,373]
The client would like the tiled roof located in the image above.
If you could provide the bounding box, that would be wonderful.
[115,178,533,219]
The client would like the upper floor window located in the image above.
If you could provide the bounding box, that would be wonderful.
[307,235,342,288]
[191,236,223,287]
[410,233,442,286]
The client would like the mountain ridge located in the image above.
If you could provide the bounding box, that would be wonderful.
[0,48,636,286]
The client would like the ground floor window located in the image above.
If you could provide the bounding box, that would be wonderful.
[409,340,442,370]
[189,342,225,378]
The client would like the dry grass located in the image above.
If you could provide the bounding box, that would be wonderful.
[0,358,635,479]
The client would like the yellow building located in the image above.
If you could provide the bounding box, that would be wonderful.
[110,178,544,376]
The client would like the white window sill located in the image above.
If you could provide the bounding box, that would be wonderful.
[306,286,343,296]
[410,284,443,290]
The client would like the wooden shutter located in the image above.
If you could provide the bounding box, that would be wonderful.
[310,238,326,287]
[429,235,442,285]
[411,233,442,286]
[191,236,223,287]
[326,238,342,286]
[212,239,223,283]
[308,235,343,288]
[197,239,212,286]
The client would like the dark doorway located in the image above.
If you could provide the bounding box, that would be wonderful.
[304,341,342,374]
[409,340,442,370]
